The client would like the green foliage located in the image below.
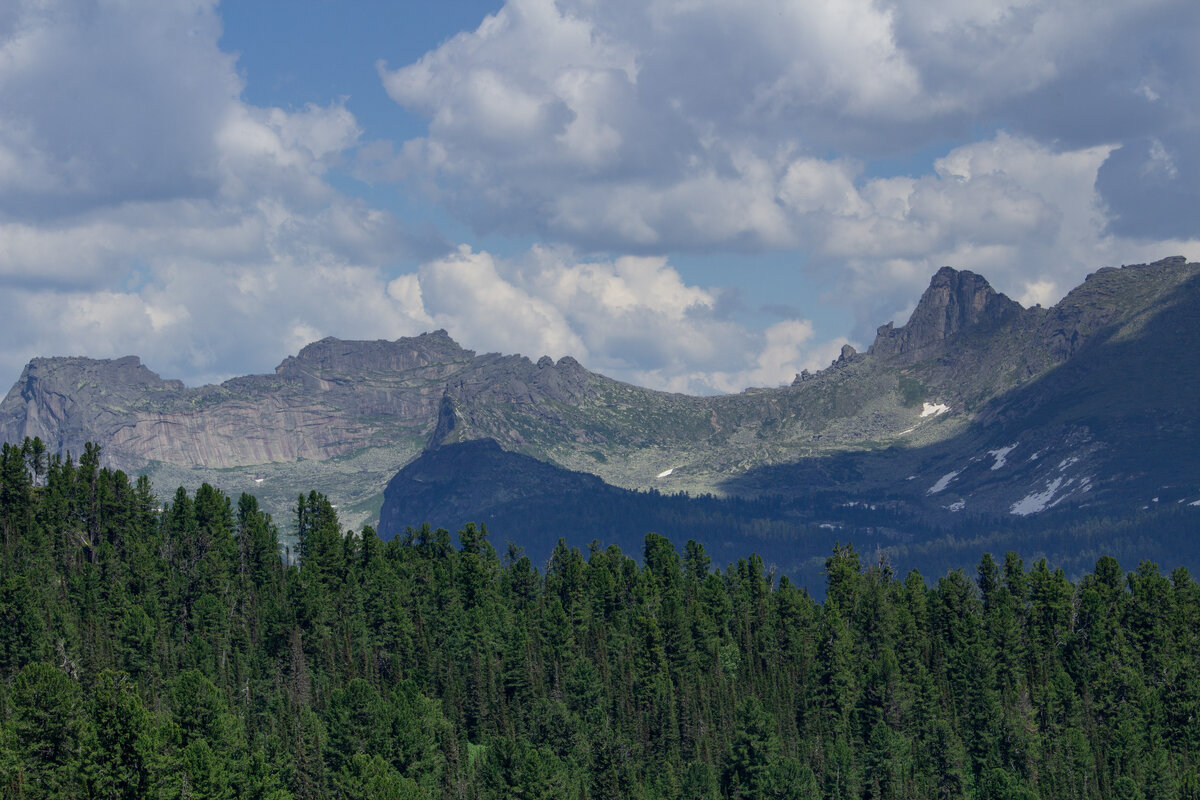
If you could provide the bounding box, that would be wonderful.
[0,446,1198,799]
[85,670,156,799]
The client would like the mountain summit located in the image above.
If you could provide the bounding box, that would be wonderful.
[870,267,1023,363]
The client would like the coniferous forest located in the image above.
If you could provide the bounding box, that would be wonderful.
[1,440,1198,799]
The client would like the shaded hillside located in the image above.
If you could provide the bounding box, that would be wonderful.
[377,436,1200,592]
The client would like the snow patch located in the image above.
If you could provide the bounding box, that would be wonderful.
[1057,456,1080,472]
[1011,477,1065,516]
[988,443,1018,470]
[948,500,965,512]
[1190,500,1200,507]
[254,477,265,484]
[921,402,950,417]
[899,427,916,435]
[928,470,960,495]
[656,468,674,478]
[818,523,842,531]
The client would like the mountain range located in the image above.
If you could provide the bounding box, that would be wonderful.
[3,256,1197,584]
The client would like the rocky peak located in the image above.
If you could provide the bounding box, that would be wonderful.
[0,354,186,455]
[869,266,1021,363]
[275,331,473,380]
[14,355,183,400]
[1140,255,1188,269]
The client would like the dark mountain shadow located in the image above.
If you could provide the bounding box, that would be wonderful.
[377,435,1199,598]
[378,438,951,593]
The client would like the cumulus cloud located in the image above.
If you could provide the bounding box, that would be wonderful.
[406,244,842,394]
[0,0,439,385]
[690,320,849,397]
[373,0,1198,331]
[0,223,440,385]
[374,0,1197,241]
[416,245,586,360]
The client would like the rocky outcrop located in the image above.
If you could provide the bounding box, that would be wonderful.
[870,267,1022,364]
[0,333,486,469]
[274,330,473,384]
[1036,256,1195,361]
[0,355,185,456]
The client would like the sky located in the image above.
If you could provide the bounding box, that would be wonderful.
[1,0,1197,395]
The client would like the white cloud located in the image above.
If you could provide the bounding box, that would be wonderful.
[418,245,586,360]
[811,133,1193,337]
[369,0,1198,342]
[695,319,851,396]
[0,0,437,386]
[373,0,1198,249]
[1018,280,1057,308]
[406,244,839,394]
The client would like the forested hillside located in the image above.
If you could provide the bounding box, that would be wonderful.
[1,440,1198,799]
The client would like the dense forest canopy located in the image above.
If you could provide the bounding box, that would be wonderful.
[0,438,1197,799]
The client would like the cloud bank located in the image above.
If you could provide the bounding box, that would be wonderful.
[406,244,847,393]
[0,0,1196,397]
[375,0,1199,332]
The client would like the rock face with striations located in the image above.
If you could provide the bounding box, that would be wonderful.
[1,331,470,470]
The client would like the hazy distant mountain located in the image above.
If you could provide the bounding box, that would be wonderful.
[3,256,1198,575]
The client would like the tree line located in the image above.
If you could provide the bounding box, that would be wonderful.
[0,438,1197,799]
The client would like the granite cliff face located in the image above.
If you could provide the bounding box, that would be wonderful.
[869,266,1025,363]
[1,332,469,468]
[3,258,1198,536]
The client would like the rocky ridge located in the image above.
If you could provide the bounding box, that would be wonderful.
[2,257,1197,534]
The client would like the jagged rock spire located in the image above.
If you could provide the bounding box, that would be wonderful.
[869,267,1020,363]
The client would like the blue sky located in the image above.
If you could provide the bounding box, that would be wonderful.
[0,0,1197,394]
